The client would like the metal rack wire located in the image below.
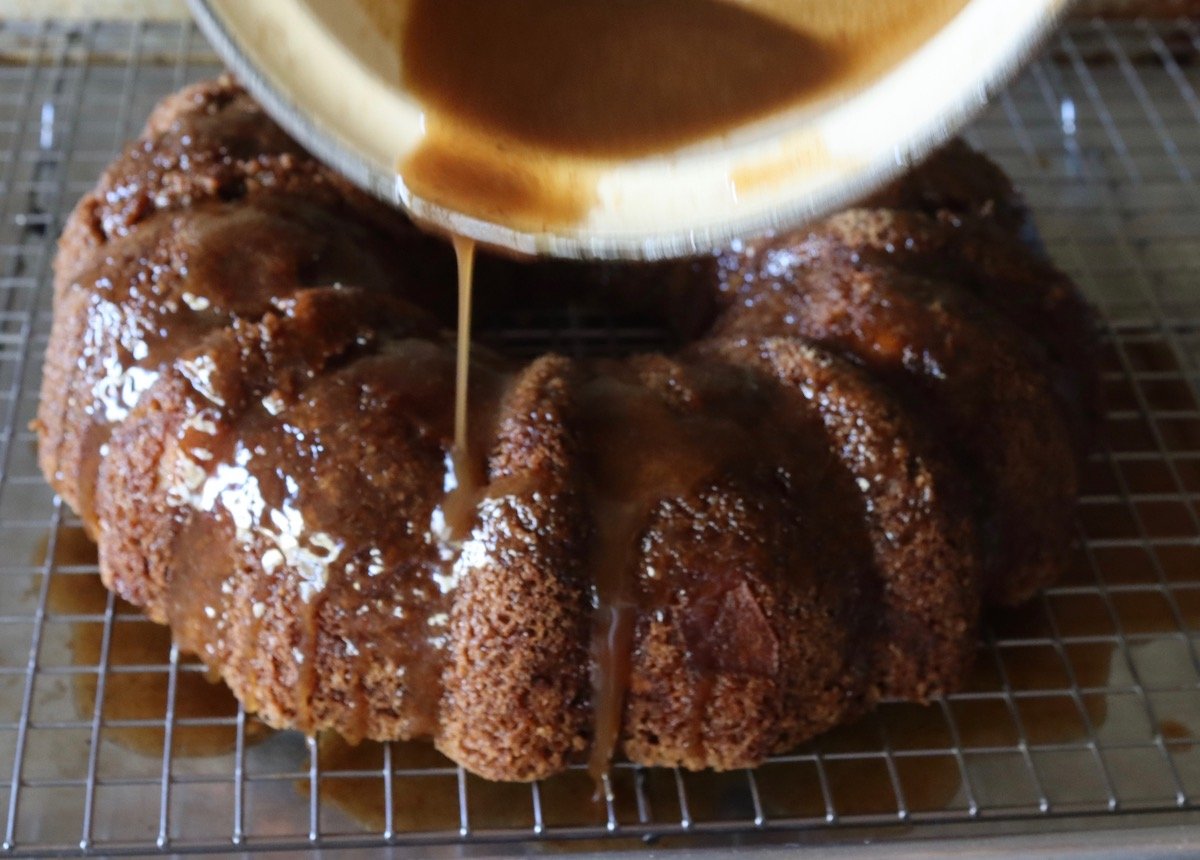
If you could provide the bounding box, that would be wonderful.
[0,16,1198,857]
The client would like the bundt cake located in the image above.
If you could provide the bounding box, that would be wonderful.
[37,77,1101,782]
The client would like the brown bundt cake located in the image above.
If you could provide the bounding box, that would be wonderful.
[37,77,1101,782]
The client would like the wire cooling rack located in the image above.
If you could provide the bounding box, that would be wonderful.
[0,16,1199,858]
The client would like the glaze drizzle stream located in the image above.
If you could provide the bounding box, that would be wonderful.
[444,235,484,541]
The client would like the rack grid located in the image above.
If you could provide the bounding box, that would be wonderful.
[0,16,1198,857]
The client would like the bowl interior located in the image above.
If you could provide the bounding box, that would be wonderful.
[190,0,1069,259]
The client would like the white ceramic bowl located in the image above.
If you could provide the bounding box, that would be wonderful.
[188,0,1069,260]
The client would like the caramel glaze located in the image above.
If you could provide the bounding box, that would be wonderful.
[445,236,483,541]
[400,0,842,157]
[38,81,1100,783]
[384,0,969,229]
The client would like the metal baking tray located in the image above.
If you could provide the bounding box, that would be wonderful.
[0,16,1198,858]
